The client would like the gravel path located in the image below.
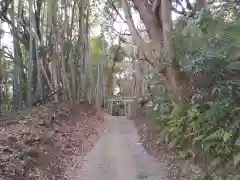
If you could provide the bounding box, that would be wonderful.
[77,115,169,180]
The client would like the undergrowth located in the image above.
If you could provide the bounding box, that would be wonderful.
[145,9,240,180]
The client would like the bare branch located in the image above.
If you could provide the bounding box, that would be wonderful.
[172,6,186,15]
[0,47,14,59]
[107,0,127,23]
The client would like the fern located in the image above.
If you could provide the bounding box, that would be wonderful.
[146,12,240,179]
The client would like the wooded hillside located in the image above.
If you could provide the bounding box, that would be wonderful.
[1,0,240,179]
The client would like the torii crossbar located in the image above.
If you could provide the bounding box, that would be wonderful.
[107,96,136,116]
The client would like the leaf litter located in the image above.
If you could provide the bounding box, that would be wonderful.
[0,102,105,180]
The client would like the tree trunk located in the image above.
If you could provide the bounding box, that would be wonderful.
[0,20,3,115]
[123,0,192,104]
[84,4,92,103]
[0,55,3,116]
[196,0,207,10]
[161,0,191,103]
[107,42,121,97]
[95,61,101,108]
[107,58,116,97]
[12,0,22,109]
[51,34,59,102]
[27,0,33,107]
[4,60,9,110]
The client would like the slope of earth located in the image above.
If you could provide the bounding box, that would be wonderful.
[0,102,105,180]
[134,117,221,180]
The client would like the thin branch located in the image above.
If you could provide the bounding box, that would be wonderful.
[121,0,156,67]
[105,25,131,36]
[172,6,186,15]
[185,0,194,10]
[0,46,13,59]
[107,0,127,23]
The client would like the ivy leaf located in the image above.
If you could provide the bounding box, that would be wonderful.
[168,138,178,149]
[202,143,211,152]
[193,135,204,145]
[169,127,177,132]
[204,130,221,142]
[179,150,188,160]
[156,129,168,144]
[235,137,240,147]
[233,152,240,168]
[223,132,232,142]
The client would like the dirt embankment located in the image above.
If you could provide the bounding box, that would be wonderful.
[133,118,207,180]
[0,102,105,180]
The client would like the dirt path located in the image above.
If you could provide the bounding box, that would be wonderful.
[77,116,168,180]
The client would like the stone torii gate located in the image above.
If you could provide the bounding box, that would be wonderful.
[107,97,136,116]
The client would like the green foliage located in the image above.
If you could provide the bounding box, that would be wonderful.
[91,35,107,61]
[147,11,240,179]
[90,35,108,72]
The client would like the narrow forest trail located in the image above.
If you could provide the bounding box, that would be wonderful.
[77,115,168,180]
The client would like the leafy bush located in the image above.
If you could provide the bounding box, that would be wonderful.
[146,10,240,180]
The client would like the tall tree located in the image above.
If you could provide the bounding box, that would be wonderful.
[120,0,207,103]
[0,0,104,111]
